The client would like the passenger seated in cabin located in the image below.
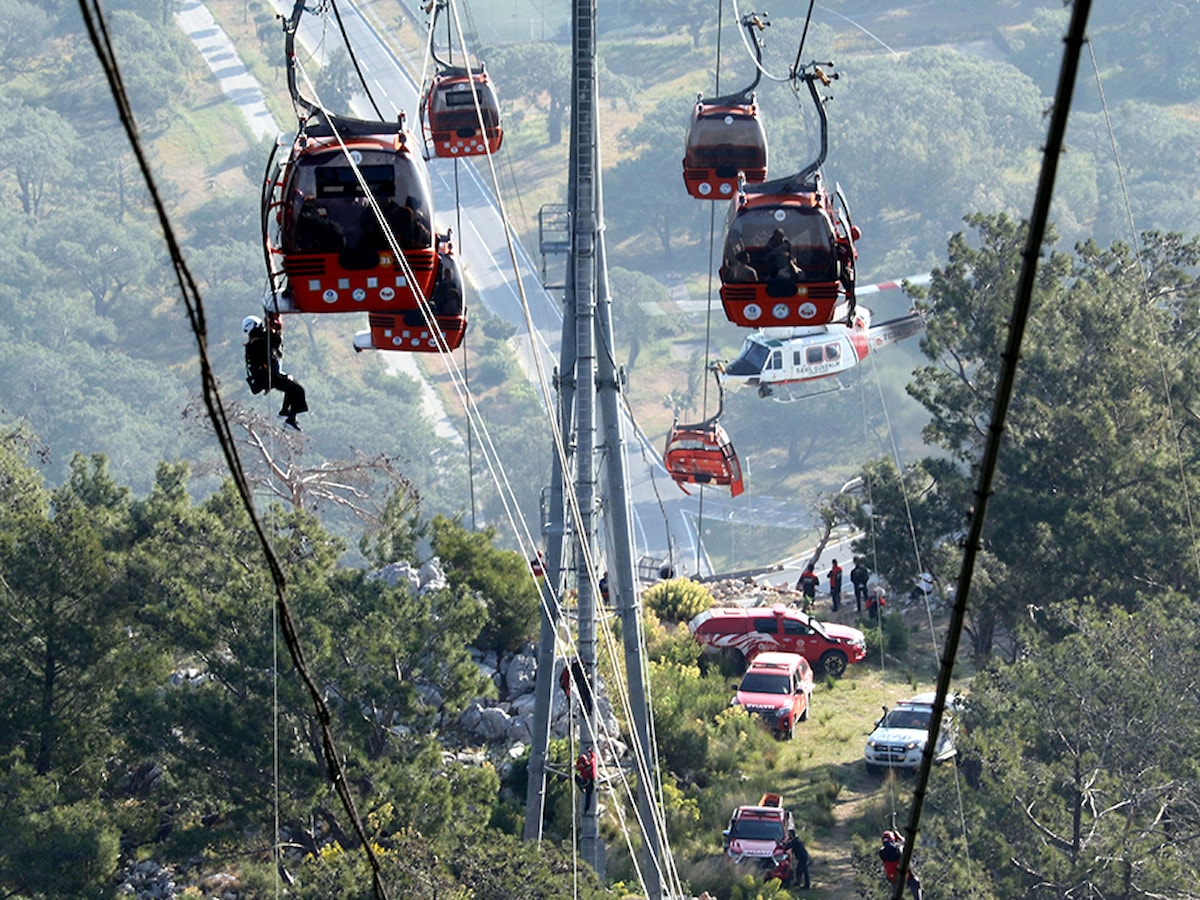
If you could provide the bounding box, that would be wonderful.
[406,196,432,249]
[764,228,803,292]
[360,196,415,251]
[764,229,797,277]
[721,241,759,284]
[292,198,345,252]
[430,255,464,316]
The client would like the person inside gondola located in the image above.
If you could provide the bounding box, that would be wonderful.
[722,244,758,283]
[293,196,345,252]
[373,195,415,250]
[406,195,432,249]
[430,254,464,316]
[765,228,803,290]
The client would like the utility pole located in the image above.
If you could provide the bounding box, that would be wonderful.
[522,0,668,894]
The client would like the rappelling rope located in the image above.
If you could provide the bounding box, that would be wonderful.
[863,304,974,882]
[1084,38,1200,586]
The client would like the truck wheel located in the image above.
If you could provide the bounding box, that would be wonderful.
[818,650,848,678]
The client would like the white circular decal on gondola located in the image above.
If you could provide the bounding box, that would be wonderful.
[744,303,762,321]
[380,287,395,301]
[719,182,733,195]
[772,303,790,320]
[322,289,338,304]
[798,301,817,319]
[352,288,366,302]
[699,182,712,196]
[773,209,786,221]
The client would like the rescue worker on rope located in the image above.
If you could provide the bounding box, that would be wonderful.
[879,830,924,900]
[574,749,597,812]
[244,311,308,431]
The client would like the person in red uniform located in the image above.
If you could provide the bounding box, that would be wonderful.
[574,749,598,811]
[827,559,843,612]
[796,563,820,613]
[879,830,923,899]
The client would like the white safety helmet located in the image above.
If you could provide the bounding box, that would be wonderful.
[242,315,263,335]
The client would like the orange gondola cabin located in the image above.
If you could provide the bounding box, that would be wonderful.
[424,65,503,158]
[262,0,466,352]
[682,92,768,200]
[718,175,857,329]
[718,62,859,330]
[663,418,745,497]
[682,13,770,200]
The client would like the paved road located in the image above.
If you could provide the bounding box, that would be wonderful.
[175,1,277,141]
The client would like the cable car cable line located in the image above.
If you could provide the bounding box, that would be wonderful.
[419,8,681,885]
[788,0,817,81]
[329,0,385,121]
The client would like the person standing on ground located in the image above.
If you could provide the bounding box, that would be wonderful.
[850,558,870,613]
[779,828,810,889]
[827,559,843,612]
[796,564,819,613]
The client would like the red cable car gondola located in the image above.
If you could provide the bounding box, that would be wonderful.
[424,64,503,159]
[664,420,745,497]
[662,368,745,498]
[718,63,859,330]
[421,0,502,159]
[261,0,466,352]
[682,13,769,200]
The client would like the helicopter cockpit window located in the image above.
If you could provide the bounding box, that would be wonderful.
[827,344,840,361]
[805,346,823,365]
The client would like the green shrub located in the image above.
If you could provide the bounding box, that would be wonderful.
[643,607,703,665]
[859,611,909,662]
[644,577,714,623]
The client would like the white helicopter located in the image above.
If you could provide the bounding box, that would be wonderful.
[719,276,929,401]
